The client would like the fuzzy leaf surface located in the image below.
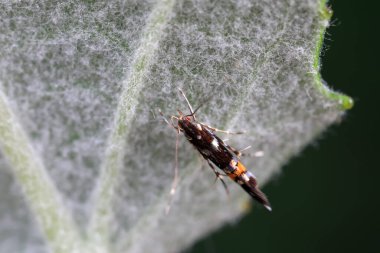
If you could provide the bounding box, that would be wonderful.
[0,0,351,252]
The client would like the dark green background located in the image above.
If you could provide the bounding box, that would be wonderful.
[189,1,380,252]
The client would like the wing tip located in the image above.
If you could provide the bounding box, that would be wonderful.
[241,177,272,212]
[264,204,272,212]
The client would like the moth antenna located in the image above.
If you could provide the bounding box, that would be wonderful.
[189,91,215,117]
[190,102,207,117]
[178,88,196,120]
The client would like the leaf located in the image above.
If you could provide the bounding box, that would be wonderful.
[0,0,352,253]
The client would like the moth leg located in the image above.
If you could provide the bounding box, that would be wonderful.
[228,145,264,158]
[217,141,245,158]
[236,149,265,158]
[165,128,180,214]
[169,115,180,129]
[220,139,253,158]
[205,160,229,196]
[158,109,179,130]
[225,144,243,158]
[253,150,264,157]
[238,145,252,153]
[234,145,252,158]
[200,123,245,135]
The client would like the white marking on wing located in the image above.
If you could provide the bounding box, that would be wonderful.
[211,138,219,148]
[242,173,250,182]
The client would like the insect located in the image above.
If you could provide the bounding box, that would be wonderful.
[160,89,271,212]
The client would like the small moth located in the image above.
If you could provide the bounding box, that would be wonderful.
[161,89,271,212]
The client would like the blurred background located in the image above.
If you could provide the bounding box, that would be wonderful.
[190,0,380,252]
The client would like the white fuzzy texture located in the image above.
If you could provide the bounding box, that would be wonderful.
[0,0,349,253]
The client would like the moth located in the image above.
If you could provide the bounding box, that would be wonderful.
[160,89,271,212]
